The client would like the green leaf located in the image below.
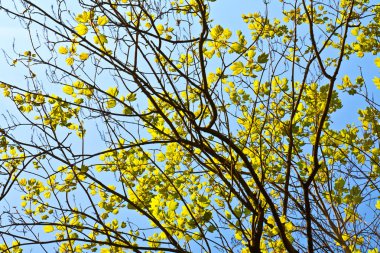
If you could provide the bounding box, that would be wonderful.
[257,53,268,64]
[127,203,136,210]
[126,93,136,102]
[207,225,216,232]
[106,99,116,108]
[334,177,345,192]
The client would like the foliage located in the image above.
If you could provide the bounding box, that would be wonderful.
[0,0,379,252]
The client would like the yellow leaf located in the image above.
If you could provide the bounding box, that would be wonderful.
[373,77,380,89]
[235,232,243,241]
[157,24,164,31]
[342,233,350,241]
[210,25,224,39]
[43,225,54,233]
[58,46,68,54]
[97,16,109,26]
[376,200,380,210]
[19,178,27,186]
[230,42,242,52]
[375,58,380,68]
[73,80,84,88]
[44,191,51,198]
[63,85,74,95]
[74,98,84,104]
[126,93,136,101]
[76,11,90,23]
[123,106,132,115]
[230,61,244,75]
[351,27,359,36]
[156,152,165,162]
[156,24,164,35]
[106,99,116,109]
[79,52,89,61]
[75,23,88,36]
[65,57,74,66]
[106,87,119,97]
[94,34,108,45]
[342,75,352,87]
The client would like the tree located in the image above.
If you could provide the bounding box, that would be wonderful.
[0,0,379,252]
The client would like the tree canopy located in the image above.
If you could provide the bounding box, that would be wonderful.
[0,0,379,252]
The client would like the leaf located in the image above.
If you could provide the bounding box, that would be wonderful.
[65,57,74,66]
[19,178,27,186]
[97,16,109,26]
[342,234,350,241]
[106,99,116,109]
[351,27,359,36]
[75,23,88,36]
[334,177,345,192]
[230,61,244,75]
[74,98,84,104]
[225,210,231,220]
[156,24,164,31]
[376,200,380,210]
[76,11,90,23]
[357,153,365,164]
[156,24,165,35]
[235,232,243,241]
[375,58,380,68]
[126,93,136,101]
[100,248,111,253]
[207,225,216,232]
[62,85,74,95]
[94,34,108,45]
[167,200,178,211]
[43,225,54,233]
[58,46,68,54]
[373,77,380,89]
[257,53,268,64]
[230,42,242,52]
[156,152,165,162]
[79,52,89,61]
[123,106,132,115]
[106,87,119,97]
[127,203,136,210]
[210,25,224,39]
